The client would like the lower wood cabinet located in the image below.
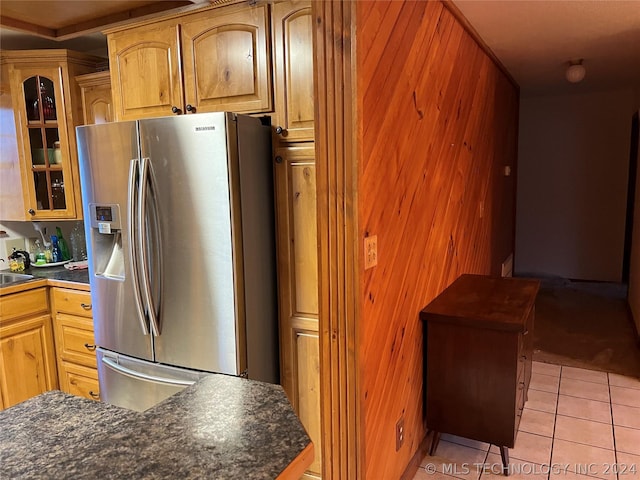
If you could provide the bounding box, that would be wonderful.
[58,361,100,401]
[51,287,99,401]
[0,287,58,409]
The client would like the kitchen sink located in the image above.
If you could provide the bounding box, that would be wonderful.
[0,272,34,287]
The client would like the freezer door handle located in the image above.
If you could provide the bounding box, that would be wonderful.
[138,157,162,336]
[128,158,149,335]
[101,357,196,387]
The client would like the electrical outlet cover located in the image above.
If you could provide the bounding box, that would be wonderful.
[395,416,404,451]
[364,235,378,269]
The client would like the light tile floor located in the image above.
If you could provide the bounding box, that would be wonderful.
[414,362,640,480]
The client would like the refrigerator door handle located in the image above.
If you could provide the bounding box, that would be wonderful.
[128,158,149,335]
[101,357,196,387]
[138,157,162,336]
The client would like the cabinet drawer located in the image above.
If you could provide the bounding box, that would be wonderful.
[0,288,48,323]
[55,313,97,368]
[59,361,100,401]
[52,288,93,317]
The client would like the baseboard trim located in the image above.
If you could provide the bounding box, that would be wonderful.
[625,302,640,348]
[400,431,434,480]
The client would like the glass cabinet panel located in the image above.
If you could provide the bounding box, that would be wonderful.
[24,76,39,122]
[22,74,67,213]
[33,171,50,210]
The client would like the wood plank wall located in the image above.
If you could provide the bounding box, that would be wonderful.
[356,1,519,478]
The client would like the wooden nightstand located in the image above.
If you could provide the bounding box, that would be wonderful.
[420,274,540,475]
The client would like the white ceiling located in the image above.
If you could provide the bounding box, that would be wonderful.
[454,0,640,96]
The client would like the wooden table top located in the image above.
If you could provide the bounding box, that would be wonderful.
[420,274,540,332]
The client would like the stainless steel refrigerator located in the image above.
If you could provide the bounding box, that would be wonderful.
[76,112,278,412]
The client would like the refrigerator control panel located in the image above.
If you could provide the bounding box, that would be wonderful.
[89,203,122,233]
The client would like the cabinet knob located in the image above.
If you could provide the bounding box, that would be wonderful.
[185,104,195,113]
[171,106,181,114]
[275,126,284,135]
[28,209,35,215]
[89,390,100,400]
[275,155,283,164]
[84,343,97,351]
[81,303,92,310]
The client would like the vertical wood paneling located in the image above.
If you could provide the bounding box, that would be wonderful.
[312,0,359,478]
[356,2,519,479]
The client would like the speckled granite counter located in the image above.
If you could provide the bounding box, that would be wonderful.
[26,265,90,285]
[0,265,89,295]
[0,375,312,479]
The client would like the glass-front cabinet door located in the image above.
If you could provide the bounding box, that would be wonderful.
[11,66,77,219]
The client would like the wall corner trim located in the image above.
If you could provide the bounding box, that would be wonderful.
[313,0,360,479]
[441,0,520,92]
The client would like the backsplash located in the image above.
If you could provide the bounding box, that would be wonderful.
[0,220,82,269]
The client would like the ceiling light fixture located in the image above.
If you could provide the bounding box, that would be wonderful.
[566,59,586,83]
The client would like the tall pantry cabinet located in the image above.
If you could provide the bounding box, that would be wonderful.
[271,2,320,479]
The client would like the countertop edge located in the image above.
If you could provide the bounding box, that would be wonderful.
[276,442,315,480]
[0,270,89,295]
[0,278,49,295]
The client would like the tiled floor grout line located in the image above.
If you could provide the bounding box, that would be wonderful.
[526,406,616,426]
[608,373,620,480]
[530,387,611,404]
[548,366,560,480]
[477,442,490,480]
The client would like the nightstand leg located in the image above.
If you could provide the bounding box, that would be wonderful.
[429,431,441,456]
[499,446,510,476]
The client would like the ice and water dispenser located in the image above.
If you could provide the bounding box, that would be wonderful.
[88,203,125,280]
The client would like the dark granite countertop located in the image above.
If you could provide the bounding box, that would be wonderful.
[26,264,90,285]
[0,375,311,479]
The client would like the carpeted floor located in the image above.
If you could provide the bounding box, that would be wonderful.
[532,278,640,379]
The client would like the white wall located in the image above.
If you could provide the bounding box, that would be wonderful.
[515,89,636,282]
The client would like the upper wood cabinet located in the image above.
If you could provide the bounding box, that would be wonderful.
[75,71,113,125]
[107,4,272,121]
[107,19,183,121]
[0,50,101,221]
[272,1,314,143]
[181,6,272,114]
